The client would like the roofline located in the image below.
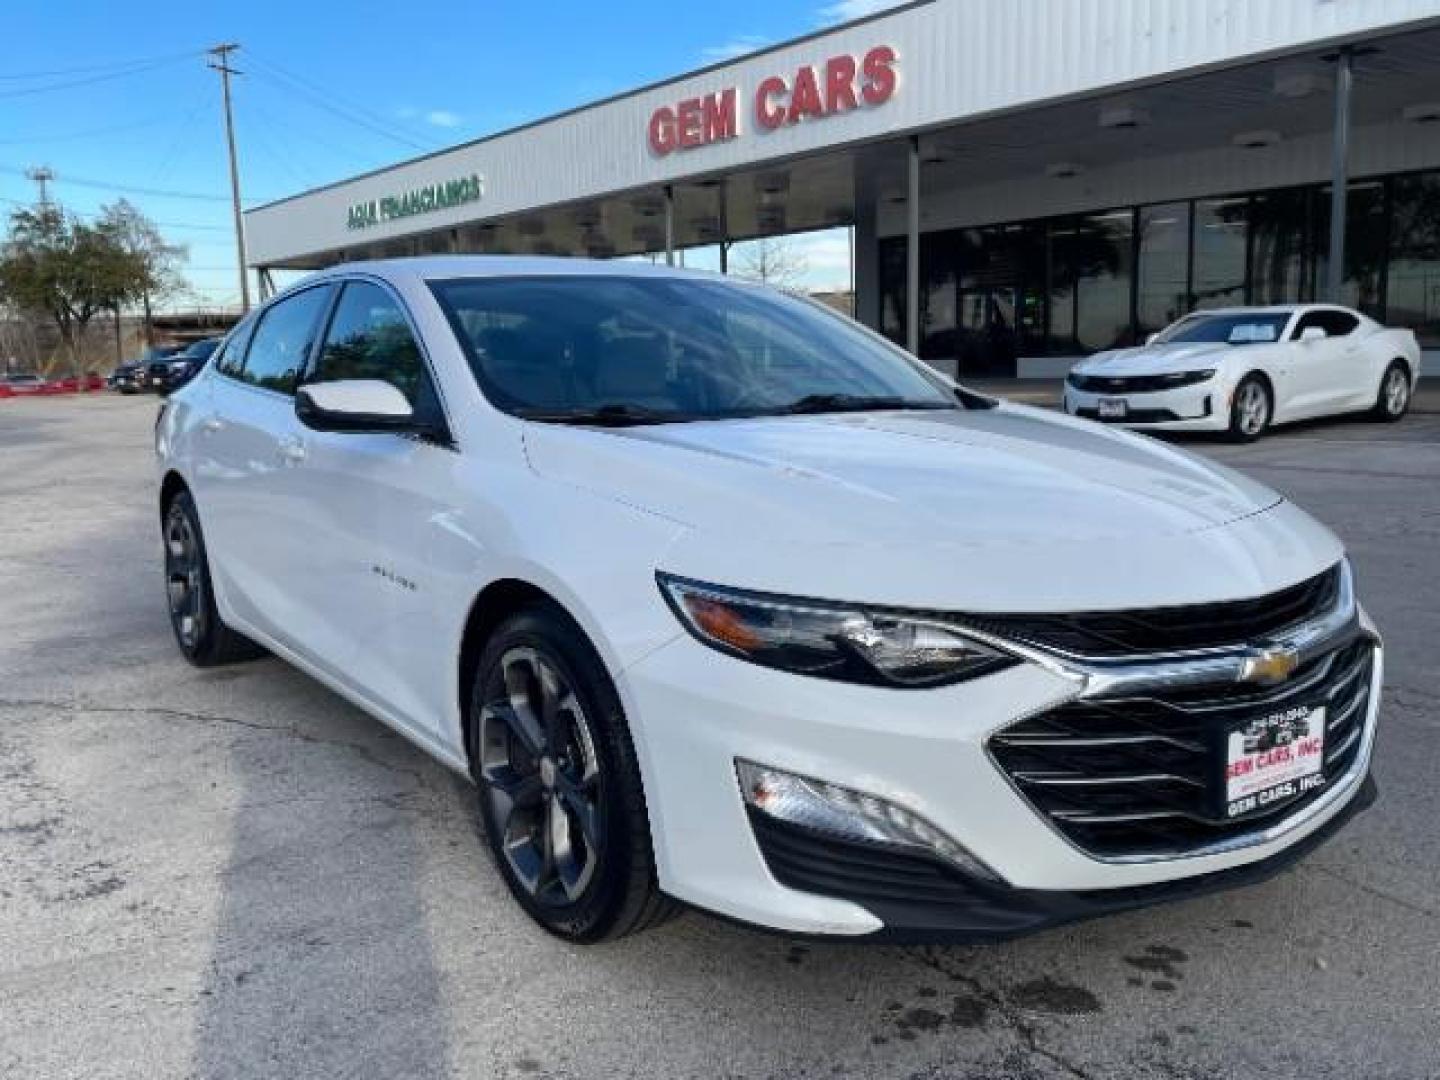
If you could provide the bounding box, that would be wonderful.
[245,0,935,215]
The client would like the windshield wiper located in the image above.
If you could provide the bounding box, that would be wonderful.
[782,393,953,415]
[516,403,682,427]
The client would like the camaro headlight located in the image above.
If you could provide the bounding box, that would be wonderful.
[1159,369,1216,387]
[657,574,1017,687]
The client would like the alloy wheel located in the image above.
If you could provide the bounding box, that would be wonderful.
[479,647,604,906]
[164,505,205,649]
[1385,369,1409,416]
[1236,381,1268,436]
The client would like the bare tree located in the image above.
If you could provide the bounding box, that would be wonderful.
[0,202,158,382]
[732,236,810,290]
[95,199,187,346]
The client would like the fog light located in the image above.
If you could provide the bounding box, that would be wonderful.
[736,759,1000,881]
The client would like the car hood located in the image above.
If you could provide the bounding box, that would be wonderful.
[1074,341,1240,376]
[525,404,1281,543]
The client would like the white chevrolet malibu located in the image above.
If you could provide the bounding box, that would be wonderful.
[156,258,1380,942]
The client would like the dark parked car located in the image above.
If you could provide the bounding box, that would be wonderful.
[148,338,221,394]
[108,362,146,394]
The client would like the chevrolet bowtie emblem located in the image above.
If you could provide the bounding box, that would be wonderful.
[1239,646,1301,685]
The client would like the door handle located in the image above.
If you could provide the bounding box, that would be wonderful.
[277,436,307,464]
[202,416,224,434]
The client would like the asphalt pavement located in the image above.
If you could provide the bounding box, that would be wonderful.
[2,393,1437,1080]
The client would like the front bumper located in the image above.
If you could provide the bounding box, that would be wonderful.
[620,611,1382,939]
[745,774,1376,941]
[1063,380,1229,431]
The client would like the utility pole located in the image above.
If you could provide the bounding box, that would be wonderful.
[25,166,54,207]
[208,43,251,312]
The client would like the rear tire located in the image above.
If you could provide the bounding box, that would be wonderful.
[467,605,677,942]
[1371,362,1411,423]
[162,491,266,666]
[1228,375,1272,442]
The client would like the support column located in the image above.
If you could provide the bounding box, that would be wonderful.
[663,185,675,267]
[906,135,921,356]
[1326,46,1353,301]
[718,179,729,274]
[852,148,882,331]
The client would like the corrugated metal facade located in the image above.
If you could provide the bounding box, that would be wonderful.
[244,0,1440,267]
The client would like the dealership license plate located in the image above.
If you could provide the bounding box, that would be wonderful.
[1097,397,1128,419]
[1222,705,1326,819]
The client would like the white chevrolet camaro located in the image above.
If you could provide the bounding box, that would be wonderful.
[1064,304,1419,440]
[156,259,1380,942]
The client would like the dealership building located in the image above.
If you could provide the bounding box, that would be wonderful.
[244,0,1440,377]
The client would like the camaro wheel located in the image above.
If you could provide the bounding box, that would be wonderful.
[469,607,676,941]
[162,491,265,666]
[1229,376,1272,442]
[1372,363,1411,422]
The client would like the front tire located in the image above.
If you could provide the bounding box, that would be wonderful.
[468,606,676,942]
[1372,363,1411,422]
[162,491,265,666]
[1228,375,1272,442]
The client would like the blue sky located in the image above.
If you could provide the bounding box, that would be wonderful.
[0,0,897,306]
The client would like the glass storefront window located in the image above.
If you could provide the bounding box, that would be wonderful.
[874,168,1440,358]
[878,237,906,346]
[919,233,958,371]
[1072,209,1135,352]
[1047,221,1078,353]
[1313,180,1387,318]
[1191,197,1248,311]
[1388,171,1440,347]
[1249,187,1316,305]
[1136,202,1191,335]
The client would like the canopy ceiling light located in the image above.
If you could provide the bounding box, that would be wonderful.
[1233,129,1282,150]
[1274,68,1324,98]
[1098,104,1148,129]
[756,172,790,196]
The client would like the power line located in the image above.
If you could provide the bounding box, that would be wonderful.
[147,88,217,188]
[0,162,273,203]
[245,52,441,153]
[0,194,233,233]
[0,116,175,146]
[0,56,191,100]
[0,49,202,80]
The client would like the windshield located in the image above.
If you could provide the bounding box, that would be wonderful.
[429,275,956,423]
[183,338,221,360]
[1155,312,1290,346]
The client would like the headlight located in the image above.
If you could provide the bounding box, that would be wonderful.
[1159,369,1215,387]
[657,574,1017,687]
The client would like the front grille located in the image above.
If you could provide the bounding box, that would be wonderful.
[1070,373,1206,394]
[961,565,1340,659]
[988,636,1374,858]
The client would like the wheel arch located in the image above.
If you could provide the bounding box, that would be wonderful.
[159,470,190,516]
[456,577,576,772]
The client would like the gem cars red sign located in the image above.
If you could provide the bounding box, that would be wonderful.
[647,46,898,156]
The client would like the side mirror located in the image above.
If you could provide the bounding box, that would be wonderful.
[1144,332,1160,346]
[1299,326,1328,344]
[295,379,417,433]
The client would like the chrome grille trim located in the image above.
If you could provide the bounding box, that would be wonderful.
[982,561,1380,865]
